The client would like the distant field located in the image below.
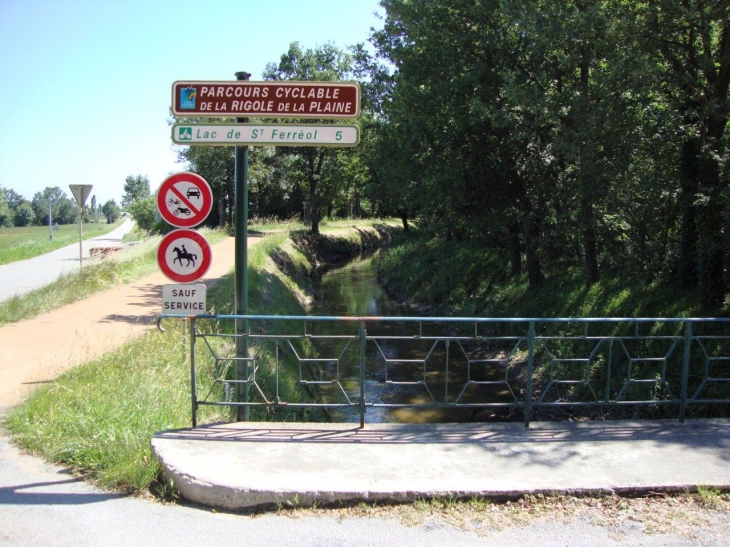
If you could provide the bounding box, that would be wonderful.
[0,221,122,265]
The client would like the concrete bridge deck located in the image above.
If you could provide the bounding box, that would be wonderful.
[151,418,730,511]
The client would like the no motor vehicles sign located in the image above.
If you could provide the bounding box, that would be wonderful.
[156,172,213,228]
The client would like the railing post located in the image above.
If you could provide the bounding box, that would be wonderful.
[359,320,366,429]
[605,339,613,404]
[190,317,198,428]
[679,321,692,423]
[524,321,536,427]
[444,339,451,404]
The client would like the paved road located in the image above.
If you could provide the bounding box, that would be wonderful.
[2,431,713,547]
[0,219,135,302]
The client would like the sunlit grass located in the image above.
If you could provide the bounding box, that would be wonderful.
[377,229,700,318]
[0,221,123,265]
[0,227,228,326]
[4,328,215,491]
[3,221,389,493]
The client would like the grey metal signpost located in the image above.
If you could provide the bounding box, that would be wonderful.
[69,184,93,271]
[234,71,251,422]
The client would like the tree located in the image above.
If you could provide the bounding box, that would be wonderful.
[263,42,356,234]
[640,1,730,312]
[13,203,35,227]
[122,175,150,210]
[127,196,156,232]
[0,186,12,227]
[102,199,121,223]
[31,187,67,226]
[3,187,25,212]
[367,0,677,292]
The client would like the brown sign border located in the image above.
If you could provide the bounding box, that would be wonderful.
[172,81,361,119]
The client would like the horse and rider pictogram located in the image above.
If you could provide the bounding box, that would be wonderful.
[172,245,197,267]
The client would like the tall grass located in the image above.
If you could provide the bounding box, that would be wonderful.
[5,330,198,490]
[0,221,123,265]
[377,230,701,319]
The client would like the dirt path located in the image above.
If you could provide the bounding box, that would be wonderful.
[0,236,248,410]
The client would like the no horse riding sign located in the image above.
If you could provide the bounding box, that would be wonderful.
[157,229,212,283]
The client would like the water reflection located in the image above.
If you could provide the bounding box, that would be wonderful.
[308,253,513,423]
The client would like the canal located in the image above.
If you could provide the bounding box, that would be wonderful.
[307,251,512,424]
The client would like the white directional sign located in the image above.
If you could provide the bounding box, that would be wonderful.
[172,123,360,147]
[162,284,207,314]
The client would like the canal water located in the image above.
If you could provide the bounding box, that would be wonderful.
[307,252,512,423]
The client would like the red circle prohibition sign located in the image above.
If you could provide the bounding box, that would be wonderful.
[156,172,213,228]
[157,229,212,283]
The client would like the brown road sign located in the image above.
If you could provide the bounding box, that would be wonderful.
[172,81,360,119]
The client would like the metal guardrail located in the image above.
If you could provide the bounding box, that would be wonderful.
[158,315,730,428]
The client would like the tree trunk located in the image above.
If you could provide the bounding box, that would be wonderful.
[676,138,699,289]
[397,208,409,233]
[308,149,327,236]
[697,154,725,313]
[582,191,599,285]
[579,45,599,285]
[309,176,319,235]
[524,220,543,286]
[509,220,522,277]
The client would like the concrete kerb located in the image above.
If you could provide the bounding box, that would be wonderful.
[151,418,730,511]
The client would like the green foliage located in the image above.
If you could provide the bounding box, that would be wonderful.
[262,41,359,235]
[102,199,121,223]
[361,0,730,311]
[13,202,34,227]
[378,229,700,319]
[0,186,12,227]
[30,187,76,226]
[121,174,151,210]
[127,196,157,232]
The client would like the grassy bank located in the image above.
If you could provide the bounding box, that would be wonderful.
[377,229,701,318]
[3,222,395,493]
[0,227,227,326]
[0,221,124,265]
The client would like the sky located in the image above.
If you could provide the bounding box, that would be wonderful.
[0,0,384,207]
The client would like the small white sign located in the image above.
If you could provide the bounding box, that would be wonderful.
[172,124,360,147]
[162,284,207,314]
